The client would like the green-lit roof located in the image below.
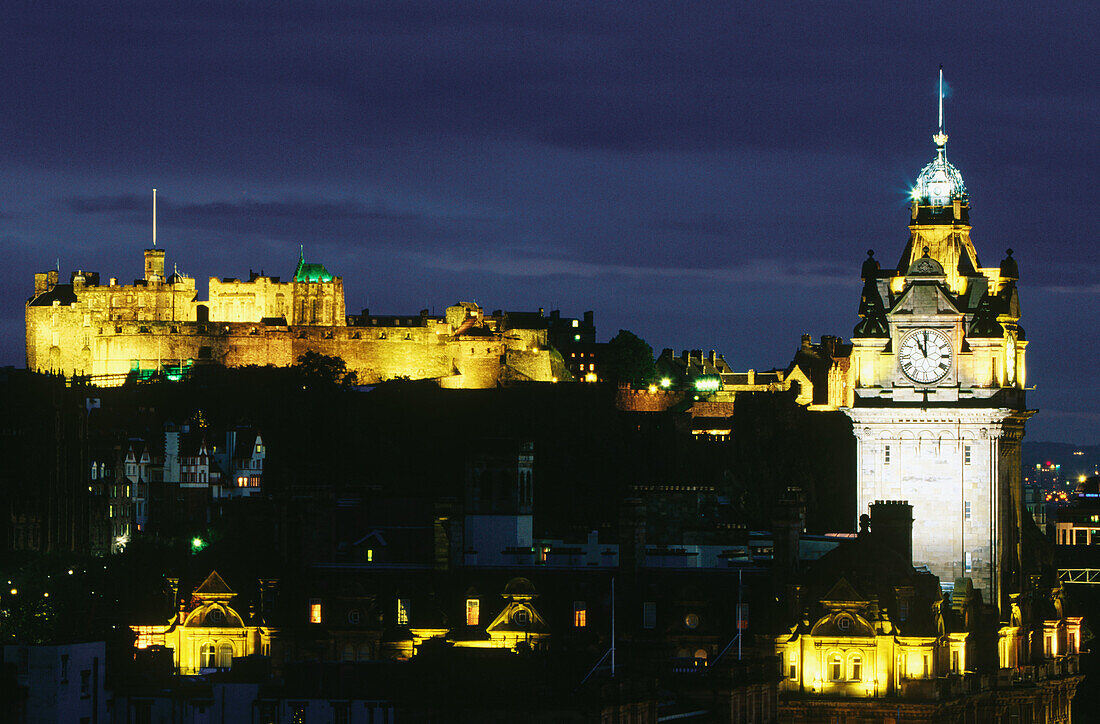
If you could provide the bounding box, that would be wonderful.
[294,247,334,282]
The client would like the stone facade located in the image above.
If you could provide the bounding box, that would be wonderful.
[844,129,1030,613]
[26,247,556,388]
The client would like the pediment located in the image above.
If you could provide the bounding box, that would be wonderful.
[183,601,245,628]
[888,282,962,318]
[810,610,876,638]
[485,601,548,635]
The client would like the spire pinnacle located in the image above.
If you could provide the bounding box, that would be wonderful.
[933,66,948,148]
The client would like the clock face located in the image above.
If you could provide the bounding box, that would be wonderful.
[899,329,953,384]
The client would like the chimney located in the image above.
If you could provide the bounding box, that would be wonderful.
[583,310,593,325]
[708,350,717,367]
[801,333,812,349]
[618,498,647,574]
[772,487,805,576]
[870,500,914,566]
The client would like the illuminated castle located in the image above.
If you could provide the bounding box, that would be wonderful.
[25,245,558,388]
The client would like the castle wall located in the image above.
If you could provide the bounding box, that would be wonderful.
[27,253,553,387]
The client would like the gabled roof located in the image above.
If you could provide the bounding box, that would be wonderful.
[193,570,235,598]
[29,284,78,306]
[821,576,866,606]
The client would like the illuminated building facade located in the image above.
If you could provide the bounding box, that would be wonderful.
[26,246,559,388]
[132,571,276,675]
[1054,475,1100,546]
[775,501,1083,722]
[844,87,1030,610]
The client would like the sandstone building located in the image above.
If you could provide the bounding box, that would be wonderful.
[26,246,561,388]
[843,91,1030,613]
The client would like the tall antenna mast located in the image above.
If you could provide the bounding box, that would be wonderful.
[152,188,157,248]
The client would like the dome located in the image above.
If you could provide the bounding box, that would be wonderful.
[912,146,967,207]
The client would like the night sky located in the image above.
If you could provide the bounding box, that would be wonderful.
[0,3,1095,443]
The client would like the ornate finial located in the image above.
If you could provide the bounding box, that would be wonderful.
[1005,248,1014,257]
[922,245,930,257]
[867,249,874,258]
[933,66,948,148]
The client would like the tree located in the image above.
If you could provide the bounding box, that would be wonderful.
[603,330,657,387]
[295,352,358,388]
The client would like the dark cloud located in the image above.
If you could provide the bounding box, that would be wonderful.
[0,2,1095,441]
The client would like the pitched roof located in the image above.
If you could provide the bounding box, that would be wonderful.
[193,570,235,597]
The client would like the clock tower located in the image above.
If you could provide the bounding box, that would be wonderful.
[844,72,1031,613]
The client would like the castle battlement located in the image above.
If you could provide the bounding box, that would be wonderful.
[26,247,557,388]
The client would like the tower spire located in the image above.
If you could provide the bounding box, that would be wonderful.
[152,188,157,248]
[933,66,948,149]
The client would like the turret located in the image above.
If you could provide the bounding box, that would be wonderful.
[145,248,165,283]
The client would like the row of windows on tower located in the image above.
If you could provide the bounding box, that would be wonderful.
[883,444,972,465]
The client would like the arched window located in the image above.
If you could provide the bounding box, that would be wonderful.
[200,642,215,669]
[693,649,708,666]
[848,652,862,681]
[216,643,233,669]
[342,643,355,662]
[357,644,372,662]
[828,652,843,681]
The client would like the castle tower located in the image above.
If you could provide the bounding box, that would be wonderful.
[144,248,165,283]
[844,72,1031,614]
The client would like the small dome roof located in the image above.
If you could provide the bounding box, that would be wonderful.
[913,148,967,207]
[906,247,945,277]
[503,577,537,597]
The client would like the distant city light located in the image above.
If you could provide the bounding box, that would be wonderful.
[191,536,207,553]
[660,378,671,388]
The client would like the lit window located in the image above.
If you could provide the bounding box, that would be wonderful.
[200,643,215,669]
[366,549,373,562]
[572,320,579,328]
[216,643,233,669]
[829,653,842,681]
[397,598,409,626]
[574,334,581,341]
[309,599,322,624]
[540,546,550,563]
[964,445,971,465]
[964,551,973,573]
[466,598,480,626]
[643,602,656,629]
[883,445,891,466]
[849,653,862,681]
[574,601,586,628]
[964,501,971,520]
[952,650,960,672]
